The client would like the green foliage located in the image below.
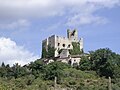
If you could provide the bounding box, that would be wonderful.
[89,48,120,78]
[78,56,91,71]
[42,47,47,58]
[0,48,120,89]
[60,68,108,90]
[28,60,45,78]
[42,45,55,58]
[69,42,82,55]
[44,61,70,80]
[63,68,96,79]
[47,45,55,58]
[0,63,29,79]
[77,48,120,79]
[11,63,28,78]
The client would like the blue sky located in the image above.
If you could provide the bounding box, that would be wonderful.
[0,0,120,65]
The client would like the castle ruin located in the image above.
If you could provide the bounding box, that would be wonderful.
[42,29,83,58]
[42,29,83,57]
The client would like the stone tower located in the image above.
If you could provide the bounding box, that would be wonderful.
[67,29,78,42]
[67,29,83,51]
[79,38,83,51]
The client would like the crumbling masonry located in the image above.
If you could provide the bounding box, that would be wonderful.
[42,29,83,57]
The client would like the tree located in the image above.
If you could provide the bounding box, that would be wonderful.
[0,63,11,78]
[1,62,5,67]
[0,64,7,77]
[47,45,55,58]
[69,42,82,55]
[41,45,55,58]
[11,63,28,78]
[44,61,70,80]
[41,47,47,58]
[78,56,91,71]
[89,48,120,78]
[29,60,45,78]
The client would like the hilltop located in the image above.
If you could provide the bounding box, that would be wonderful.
[0,48,120,90]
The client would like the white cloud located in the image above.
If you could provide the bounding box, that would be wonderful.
[65,0,120,27]
[66,14,109,27]
[0,0,120,26]
[0,37,39,66]
[0,19,30,30]
[87,0,120,8]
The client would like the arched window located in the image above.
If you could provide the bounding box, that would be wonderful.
[68,44,71,48]
[63,44,65,47]
[58,43,60,46]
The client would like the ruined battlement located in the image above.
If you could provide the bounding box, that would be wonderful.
[67,29,78,42]
[42,29,83,57]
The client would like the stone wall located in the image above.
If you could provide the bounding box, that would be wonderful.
[67,29,78,42]
[42,29,83,57]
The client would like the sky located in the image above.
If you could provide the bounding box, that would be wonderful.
[0,0,120,66]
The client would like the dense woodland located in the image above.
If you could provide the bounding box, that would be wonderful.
[0,48,120,90]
